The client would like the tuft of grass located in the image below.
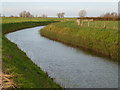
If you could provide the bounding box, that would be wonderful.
[40,20,119,61]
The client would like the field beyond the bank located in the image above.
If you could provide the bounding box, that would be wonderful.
[1,17,64,24]
[2,17,61,88]
[40,20,119,61]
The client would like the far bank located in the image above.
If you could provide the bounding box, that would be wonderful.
[40,20,119,61]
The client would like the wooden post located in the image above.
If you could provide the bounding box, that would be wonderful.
[76,19,80,25]
[88,21,89,27]
[80,18,83,26]
[103,22,106,29]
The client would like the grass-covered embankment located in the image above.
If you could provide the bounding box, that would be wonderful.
[40,20,119,61]
[2,18,60,88]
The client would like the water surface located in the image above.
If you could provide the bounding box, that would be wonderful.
[6,26,118,88]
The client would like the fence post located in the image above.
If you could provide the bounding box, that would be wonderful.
[103,22,106,29]
[76,19,80,25]
[88,21,89,27]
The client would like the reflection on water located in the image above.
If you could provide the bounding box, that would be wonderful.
[6,26,118,88]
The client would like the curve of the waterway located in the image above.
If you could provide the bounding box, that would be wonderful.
[6,26,118,88]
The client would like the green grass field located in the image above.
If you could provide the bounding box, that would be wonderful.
[80,20,118,30]
[40,20,119,61]
[2,17,61,88]
[1,17,63,24]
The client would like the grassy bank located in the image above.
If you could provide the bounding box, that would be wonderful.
[40,20,119,61]
[2,18,61,88]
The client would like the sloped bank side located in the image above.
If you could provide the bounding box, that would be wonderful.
[2,21,61,88]
[40,21,118,61]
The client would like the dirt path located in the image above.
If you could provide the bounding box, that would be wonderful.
[0,72,15,89]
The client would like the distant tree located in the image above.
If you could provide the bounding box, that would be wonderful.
[78,10,87,26]
[26,12,31,17]
[10,15,14,17]
[19,11,26,17]
[57,12,65,18]
[61,12,65,18]
[19,12,22,17]
[79,10,87,17]
[19,11,33,17]
[57,13,61,18]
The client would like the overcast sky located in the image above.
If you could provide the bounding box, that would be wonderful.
[1,1,118,17]
[1,0,119,2]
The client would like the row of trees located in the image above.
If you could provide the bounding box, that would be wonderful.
[0,10,119,19]
[78,10,119,19]
[101,12,118,18]
[19,11,66,18]
[100,12,119,21]
[18,10,87,18]
[19,11,48,18]
[0,11,65,18]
